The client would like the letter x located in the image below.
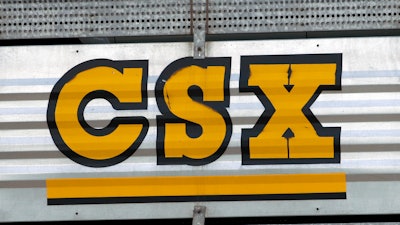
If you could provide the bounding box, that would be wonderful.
[240,54,342,165]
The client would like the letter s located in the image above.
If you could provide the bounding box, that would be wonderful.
[155,57,232,166]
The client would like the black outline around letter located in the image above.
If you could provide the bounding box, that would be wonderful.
[155,57,232,166]
[47,59,149,168]
[239,54,342,165]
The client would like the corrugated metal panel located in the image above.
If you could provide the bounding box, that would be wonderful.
[0,0,399,40]
[0,36,399,222]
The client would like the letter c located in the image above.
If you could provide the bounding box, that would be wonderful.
[47,59,149,167]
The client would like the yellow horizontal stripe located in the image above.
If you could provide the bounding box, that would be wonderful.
[46,173,346,199]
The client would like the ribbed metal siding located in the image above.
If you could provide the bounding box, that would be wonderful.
[0,0,399,40]
[0,37,400,222]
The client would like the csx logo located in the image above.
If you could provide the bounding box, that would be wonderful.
[47,54,342,168]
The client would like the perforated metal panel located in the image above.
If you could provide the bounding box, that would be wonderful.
[0,0,192,39]
[0,0,399,40]
[208,0,400,33]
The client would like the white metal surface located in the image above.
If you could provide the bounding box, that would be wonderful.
[0,37,400,222]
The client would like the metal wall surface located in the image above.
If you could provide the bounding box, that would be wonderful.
[0,37,400,222]
[0,0,399,40]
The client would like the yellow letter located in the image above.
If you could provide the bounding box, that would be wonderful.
[240,54,341,164]
[156,57,231,165]
[47,59,148,167]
